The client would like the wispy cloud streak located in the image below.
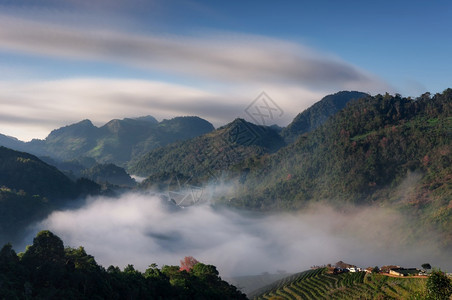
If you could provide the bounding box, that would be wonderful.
[0,15,390,90]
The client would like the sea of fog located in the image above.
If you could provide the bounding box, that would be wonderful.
[23,192,451,277]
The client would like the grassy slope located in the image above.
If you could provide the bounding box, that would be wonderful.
[251,268,427,300]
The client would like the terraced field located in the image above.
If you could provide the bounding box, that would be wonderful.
[250,268,427,299]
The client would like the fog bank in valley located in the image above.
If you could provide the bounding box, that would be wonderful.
[31,192,449,277]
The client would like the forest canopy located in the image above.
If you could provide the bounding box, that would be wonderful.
[0,230,247,299]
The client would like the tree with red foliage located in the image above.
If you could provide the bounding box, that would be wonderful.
[180,256,199,272]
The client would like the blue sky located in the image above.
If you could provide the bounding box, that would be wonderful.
[0,0,451,140]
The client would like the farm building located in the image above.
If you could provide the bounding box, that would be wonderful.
[389,268,419,276]
[347,267,364,273]
[380,265,400,273]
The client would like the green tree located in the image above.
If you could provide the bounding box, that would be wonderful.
[20,230,68,298]
[21,230,65,264]
[192,263,219,280]
[426,269,452,299]
[0,243,24,298]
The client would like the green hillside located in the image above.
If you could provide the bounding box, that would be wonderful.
[131,118,285,180]
[0,146,78,200]
[0,147,100,245]
[228,90,451,247]
[250,268,428,299]
[0,188,50,246]
[39,156,136,188]
[39,156,97,180]
[80,163,136,187]
[132,91,368,180]
[236,91,451,204]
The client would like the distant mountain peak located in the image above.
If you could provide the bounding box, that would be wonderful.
[0,133,20,141]
[57,119,95,128]
[219,118,250,129]
[63,119,95,129]
[281,91,369,143]
[78,119,95,126]
[132,115,158,123]
[159,116,215,132]
[168,116,210,122]
[47,119,97,139]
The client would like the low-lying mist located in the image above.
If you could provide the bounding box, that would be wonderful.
[28,192,450,277]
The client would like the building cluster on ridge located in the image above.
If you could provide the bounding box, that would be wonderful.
[313,261,432,277]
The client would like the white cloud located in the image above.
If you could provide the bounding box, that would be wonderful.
[34,192,450,277]
[0,15,392,140]
[0,15,392,91]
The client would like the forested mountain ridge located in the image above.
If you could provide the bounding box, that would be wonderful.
[130,118,286,180]
[0,116,215,167]
[281,90,369,143]
[0,91,369,172]
[131,91,372,182]
[80,163,136,187]
[235,90,451,207]
[229,90,451,247]
[0,147,101,245]
[0,146,78,200]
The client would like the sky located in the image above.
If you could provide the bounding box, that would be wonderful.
[0,0,451,141]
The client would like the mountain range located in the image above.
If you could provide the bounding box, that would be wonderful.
[131,91,368,180]
[1,90,450,249]
[0,116,214,167]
